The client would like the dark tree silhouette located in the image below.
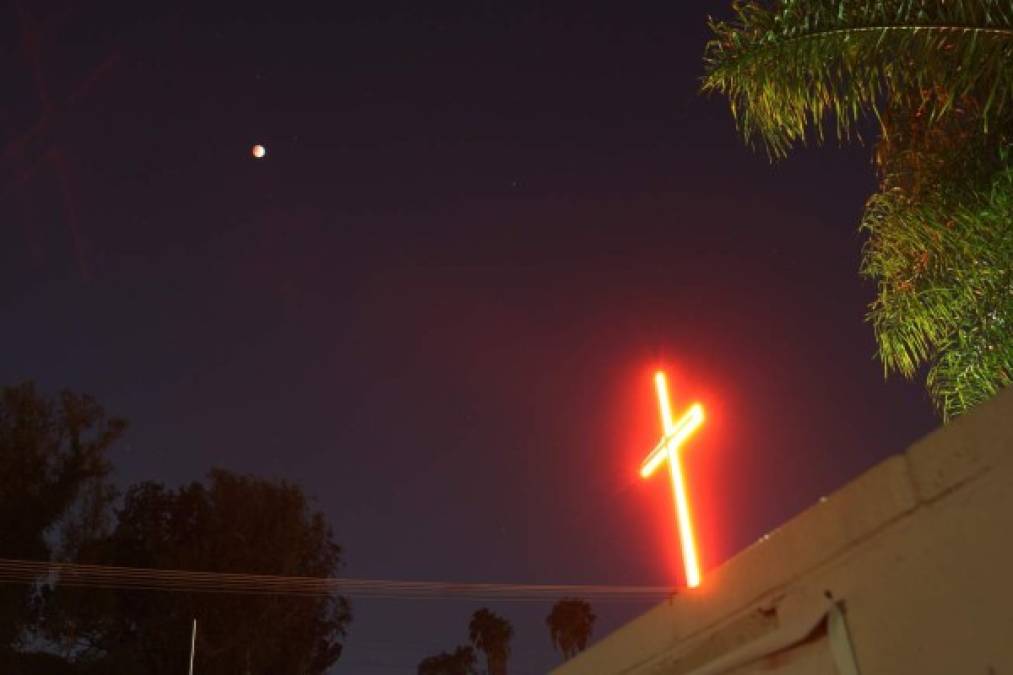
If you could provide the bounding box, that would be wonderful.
[42,469,351,675]
[546,598,596,661]
[417,645,476,675]
[468,608,513,675]
[0,383,124,668]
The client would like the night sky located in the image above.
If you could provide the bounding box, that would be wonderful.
[2,2,939,672]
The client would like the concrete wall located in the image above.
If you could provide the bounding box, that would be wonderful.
[551,387,1013,675]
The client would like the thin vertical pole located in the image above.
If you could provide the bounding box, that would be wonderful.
[188,619,197,675]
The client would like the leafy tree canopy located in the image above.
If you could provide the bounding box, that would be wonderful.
[40,469,351,675]
[703,0,1013,156]
[703,0,1013,419]
[0,383,124,665]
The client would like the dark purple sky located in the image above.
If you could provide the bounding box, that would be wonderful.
[1,2,938,672]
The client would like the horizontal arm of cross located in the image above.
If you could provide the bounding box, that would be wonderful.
[639,404,704,478]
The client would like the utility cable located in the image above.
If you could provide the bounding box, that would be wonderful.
[0,558,675,602]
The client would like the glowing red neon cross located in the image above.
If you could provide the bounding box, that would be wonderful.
[640,371,705,588]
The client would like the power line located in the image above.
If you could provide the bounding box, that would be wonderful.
[0,558,675,602]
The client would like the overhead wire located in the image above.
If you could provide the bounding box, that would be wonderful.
[0,558,676,602]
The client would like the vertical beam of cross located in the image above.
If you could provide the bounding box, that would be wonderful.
[640,371,705,588]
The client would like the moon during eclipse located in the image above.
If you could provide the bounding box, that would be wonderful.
[251,144,266,158]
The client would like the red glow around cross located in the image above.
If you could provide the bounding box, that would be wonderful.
[640,371,705,588]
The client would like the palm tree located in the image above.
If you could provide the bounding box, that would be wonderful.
[546,598,596,661]
[417,645,476,675]
[468,609,513,675]
[702,0,1013,421]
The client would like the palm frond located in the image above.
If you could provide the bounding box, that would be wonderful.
[702,0,1013,156]
[861,145,1013,419]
